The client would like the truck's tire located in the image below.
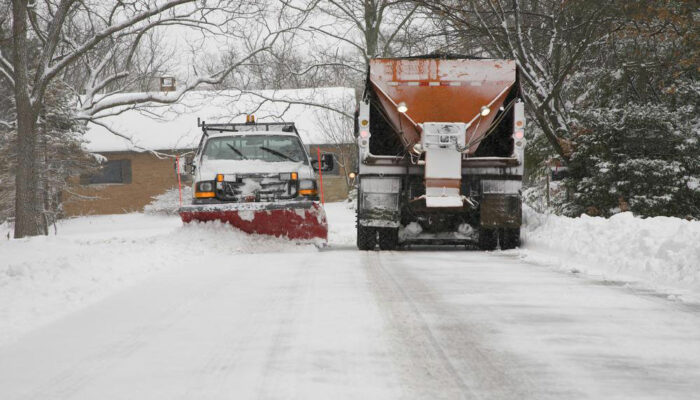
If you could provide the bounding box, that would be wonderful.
[357,225,377,250]
[500,228,521,250]
[478,228,498,251]
[378,228,399,250]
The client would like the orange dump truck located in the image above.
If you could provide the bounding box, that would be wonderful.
[355,55,526,250]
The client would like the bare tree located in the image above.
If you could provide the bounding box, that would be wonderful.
[311,0,422,61]
[313,104,356,186]
[420,0,615,161]
[4,0,303,237]
[267,0,431,93]
[221,0,430,170]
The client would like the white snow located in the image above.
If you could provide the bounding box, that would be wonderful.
[200,159,305,175]
[83,87,355,152]
[398,221,422,241]
[238,178,263,195]
[2,202,700,398]
[237,210,256,222]
[4,202,699,349]
[323,200,357,247]
[521,206,700,301]
[143,186,193,215]
[0,212,322,347]
[0,201,357,347]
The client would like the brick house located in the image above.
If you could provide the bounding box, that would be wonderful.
[64,87,356,216]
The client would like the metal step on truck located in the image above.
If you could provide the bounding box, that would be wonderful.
[355,55,526,250]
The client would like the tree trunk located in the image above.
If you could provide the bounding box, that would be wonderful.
[363,2,379,59]
[12,0,44,238]
[42,134,50,235]
[13,107,43,238]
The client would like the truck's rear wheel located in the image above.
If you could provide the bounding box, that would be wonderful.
[357,225,377,250]
[500,228,520,250]
[378,228,399,250]
[478,228,498,251]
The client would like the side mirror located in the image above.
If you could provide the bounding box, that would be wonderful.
[176,155,195,175]
[313,153,334,172]
[185,155,195,175]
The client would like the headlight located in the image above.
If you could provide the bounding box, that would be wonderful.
[298,180,317,196]
[279,172,298,181]
[299,180,315,190]
[198,181,214,192]
[195,181,216,198]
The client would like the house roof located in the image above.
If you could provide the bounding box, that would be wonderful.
[84,87,356,153]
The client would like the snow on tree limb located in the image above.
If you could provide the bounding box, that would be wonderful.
[32,0,196,109]
[0,49,14,86]
[76,28,292,120]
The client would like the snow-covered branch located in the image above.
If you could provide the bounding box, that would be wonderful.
[234,89,354,120]
[33,0,196,106]
[87,119,173,159]
[77,27,288,120]
[0,49,15,86]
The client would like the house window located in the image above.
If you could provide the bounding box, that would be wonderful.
[82,160,132,184]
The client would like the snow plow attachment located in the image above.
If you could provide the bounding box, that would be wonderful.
[179,201,328,242]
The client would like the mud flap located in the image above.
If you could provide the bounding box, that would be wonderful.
[480,194,522,229]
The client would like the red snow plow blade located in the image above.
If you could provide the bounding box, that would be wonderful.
[179,200,328,242]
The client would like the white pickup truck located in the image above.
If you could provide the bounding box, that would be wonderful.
[178,119,333,241]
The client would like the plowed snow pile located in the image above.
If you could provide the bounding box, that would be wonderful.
[522,206,700,301]
[0,212,321,347]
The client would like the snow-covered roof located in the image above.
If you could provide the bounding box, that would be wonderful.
[84,87,356,152]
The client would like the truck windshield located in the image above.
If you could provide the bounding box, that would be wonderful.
[202,135,308,163]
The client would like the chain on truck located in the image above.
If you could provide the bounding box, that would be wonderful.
[354,55,526,251]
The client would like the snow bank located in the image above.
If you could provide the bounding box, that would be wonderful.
[521,206,700,301]
[143,186,192,215]
[0,202,354,347]
[0,221,10,240]
[0,211,326,347]
[324,200,357,247]
[0,214,180,346]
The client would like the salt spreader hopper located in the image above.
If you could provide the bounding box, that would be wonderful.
[355,55,526,250]
[178,119,333,242]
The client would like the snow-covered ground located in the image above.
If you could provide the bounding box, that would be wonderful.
[0,202,355,347]
[1,202,700,399]
[2,203,699,347]
[521,206,700,302]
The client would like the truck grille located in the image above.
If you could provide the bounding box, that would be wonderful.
[218,175,296,202]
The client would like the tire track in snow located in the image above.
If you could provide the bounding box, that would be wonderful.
[363,251,542,400]
[254,263,314,400]
[363,251,474,399]
[178,266,304,399]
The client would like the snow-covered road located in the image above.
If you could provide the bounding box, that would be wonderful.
[1,204,699,399]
